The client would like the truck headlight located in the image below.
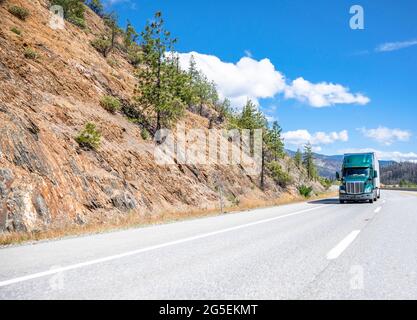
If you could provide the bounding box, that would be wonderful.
[364,185,373,193]
[339,187,346,194]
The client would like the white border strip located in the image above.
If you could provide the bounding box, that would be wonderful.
[0,204,330,288]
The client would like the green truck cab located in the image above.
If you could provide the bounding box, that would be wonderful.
[336,152,381,204]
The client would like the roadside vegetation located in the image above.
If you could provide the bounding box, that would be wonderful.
[381,162,417,186]
[8,5,30,20]
[398,180,417,188]
[75,122,101,150]
[10,27,22,35]
[298,185,313,198]
[24,48,38,60]
[100,95,121,113]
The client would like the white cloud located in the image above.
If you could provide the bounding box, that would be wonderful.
[104,0,137,9]
[284,78,370,108]
[177,52,286,108]
[282,129,349,149]
[376,39,417,52]
[176,52,370,109]
[339,148,417,163]
[105,0,127,5]
[360,126,411,146]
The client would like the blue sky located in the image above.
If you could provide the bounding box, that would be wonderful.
[105,0,417,160]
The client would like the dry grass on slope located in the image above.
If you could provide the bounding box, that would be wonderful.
[0,190,337,246]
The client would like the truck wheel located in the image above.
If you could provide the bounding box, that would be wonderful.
[369,199,374,204]
[377,190,381,199]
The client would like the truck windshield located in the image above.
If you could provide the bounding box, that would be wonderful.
[343,168,370,177]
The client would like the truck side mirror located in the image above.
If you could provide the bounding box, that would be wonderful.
[374,171,378,178]
[336,172,340,180]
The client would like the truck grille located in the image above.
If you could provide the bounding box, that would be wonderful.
[346,181,365,194]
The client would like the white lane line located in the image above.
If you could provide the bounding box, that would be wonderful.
[382,200,386,204]
[374,206,382,213]
[326,230,361,260]
[0,204,330,288]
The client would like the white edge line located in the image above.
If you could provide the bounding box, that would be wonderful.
[374,206,382,213]
[0,204,330,288]
[326,230,361,260]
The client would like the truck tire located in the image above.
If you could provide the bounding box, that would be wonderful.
[369,198,374,204]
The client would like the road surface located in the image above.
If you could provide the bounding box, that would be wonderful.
[1,190,416,299]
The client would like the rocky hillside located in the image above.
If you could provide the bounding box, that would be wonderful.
[287,150,344,179]
[0,0,323,235]
[380,162,417,185]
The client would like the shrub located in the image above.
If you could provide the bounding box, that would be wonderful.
[75,122,101,150]
[319,177,332,190]
[140,128,150,140]
[67,16,86,29]
[267,161,292,188]
[106,57,118,68]
[227,194,240,206]
[8,6,29,20]
[24,48,38,60]
[91,37,112,57]
[298,185,313,198]
[127,50,141,66]
[127,45,142,66]
[100,95,121,113]
[11,27,22,35]
[399,179,417,188]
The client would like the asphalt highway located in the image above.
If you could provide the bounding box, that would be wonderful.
[1,190,416,299]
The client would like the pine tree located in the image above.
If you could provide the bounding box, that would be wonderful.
[303,142,317,180]
[234,100,268,189]
[216,98,233,121]
[294,148,302,168]
[134,11,184,131]
[124,20,138,49]
[264,121,284,161]
[103,12,122,51]
[238,100,266,130]
[187,55,219,113]
[165,52,193,109]
[188,55,199,85]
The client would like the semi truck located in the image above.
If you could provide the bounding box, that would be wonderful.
[336,152,381,204]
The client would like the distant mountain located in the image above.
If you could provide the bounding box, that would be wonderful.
[380,162,417,185]
[286,150,397,179]
[286,149,342,178]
